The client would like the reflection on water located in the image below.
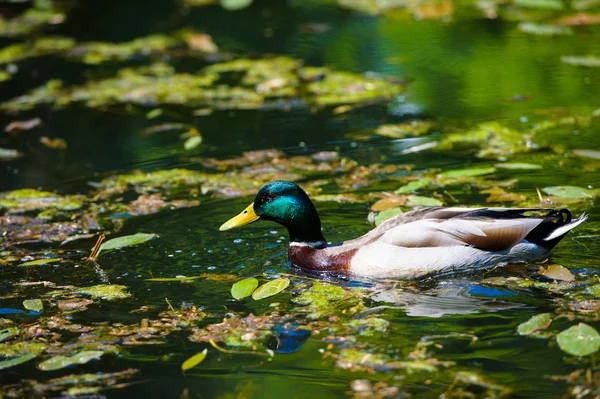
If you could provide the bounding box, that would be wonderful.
[372,279,525,318]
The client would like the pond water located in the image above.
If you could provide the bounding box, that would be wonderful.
[1,1,600,398]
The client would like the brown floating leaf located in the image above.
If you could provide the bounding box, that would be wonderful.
[539,265,575,282]
[5,118,41,133]
[40,137,68,150]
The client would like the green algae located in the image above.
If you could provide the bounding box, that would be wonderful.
[70,34,179,64]
[437,122,532,159]
[292,281,358,319]
[0,189,83,213]
[0,37,75,65]
[1,57,403,112]
[0,8,65,37]
[345,318,389,337]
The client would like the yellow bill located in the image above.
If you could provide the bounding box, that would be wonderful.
[219,203,260,231]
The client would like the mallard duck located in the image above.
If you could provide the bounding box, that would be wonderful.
[219,181,587,280]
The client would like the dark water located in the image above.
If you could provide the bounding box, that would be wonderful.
[1,1,600,398]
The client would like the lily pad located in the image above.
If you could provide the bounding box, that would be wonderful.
[76,285,131,301]
[517,313,552,336]
[221,0,253,10]
[556,323,600,356]
[231,278,259,300]
[252,278,290,300]
[372,207,403,226]
[23,299,43,312]
[39,350,105,371]
[406,196,443,207]
[542,186,596,199]
[181,348,207,371]
[99,233,157,252]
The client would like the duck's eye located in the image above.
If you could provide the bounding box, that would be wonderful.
[244,210,247,214]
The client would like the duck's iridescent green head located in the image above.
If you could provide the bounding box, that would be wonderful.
[220,181,326,245]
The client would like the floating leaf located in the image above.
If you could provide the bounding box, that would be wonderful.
[252,278,290,300]
[406,196,443,207]
[561,55,600,67]
[19,258,60,267]
[221,0,253,10]
[145,276,205,282]
[99,233,157,252]
[181,348,207,371]
[76,285,131,300]
[494,163,542,170]
[440,167,496,179]
[0,327,18,342]
[373,207,403,226]
[556,323,600,356]
[184,135,202,150]
[542,186,596,199]
[0,353,36,370]
[231,278,259,300]
[539,265,574,282]
[518,22,572,35]
[394,178,431,194]
[514,0,564,10]
[146,109,163,119]
[39,350,105,371]
[573,149,600,159]
[23,299,43,312]
[517,313,552,336]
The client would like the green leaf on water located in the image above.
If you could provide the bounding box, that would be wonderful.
[231,278,259,300]
[542,186,596,199]
[514,0,564,10]
[406,196,443,207]
[373,207,403,226]
[145,276,205,282]
[99,233,157,252]
[252,278,290,300]
[20,258,60,267]
[518,22,572,36]
[394,178,431,194]
[561,56,600,68]
[440,167,496,179]
[38,350,105,371]
[23,299,43,312]
[556,323,600,356]
[181,348,207,371]
[494,162,542,170]
[145,109,163,119]
[184,135,202,150]
[220,0,253,10]
[0,353,37,370]
[76,284,131,300]
[0,327,18,342]
[517,313,552,336]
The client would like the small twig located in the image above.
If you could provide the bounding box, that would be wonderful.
[88,234,105,260]
[165,297,177,314]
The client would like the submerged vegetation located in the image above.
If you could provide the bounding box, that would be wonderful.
[1,0,600,398]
